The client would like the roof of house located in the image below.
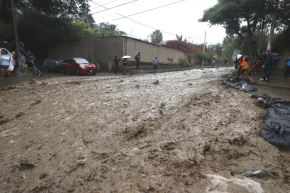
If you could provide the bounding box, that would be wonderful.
[92,36,187,53]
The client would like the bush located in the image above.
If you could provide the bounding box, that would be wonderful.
[178,54,195,67]
[194,52,213,66]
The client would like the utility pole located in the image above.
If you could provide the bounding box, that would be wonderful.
[267,0,280,52]
[202,31,207,66]
[267,15,276,52]
[10,0,20,71]
[258,21,264,55]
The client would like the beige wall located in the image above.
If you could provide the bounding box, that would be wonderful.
[125,38,185,64]
[49,37,124,64]
[49,37,185,65]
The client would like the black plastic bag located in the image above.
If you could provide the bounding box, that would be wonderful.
[261,103,290,149]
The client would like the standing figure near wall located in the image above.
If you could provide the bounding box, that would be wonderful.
[261,50,273,81]
[152,56,159,73]
[114,56,120,74]
[135,52,141,70]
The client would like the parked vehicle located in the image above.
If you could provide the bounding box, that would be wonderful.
[42,59,63,73]
[62,58,97,75]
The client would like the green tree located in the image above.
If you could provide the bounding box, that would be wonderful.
[18,10,81,59]
[98,22,126,37]
[200,0,290,57]
[222,35,241,59]
[0,0,90,23]
[0,0,126,61]
[208,43,223,56]
[273,26,290,52]
[150,30,163,44]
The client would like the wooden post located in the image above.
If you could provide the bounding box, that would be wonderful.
[10,0,20,70]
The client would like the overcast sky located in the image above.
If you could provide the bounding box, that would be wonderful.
[89,0,226,45]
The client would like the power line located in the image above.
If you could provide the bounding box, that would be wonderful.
[90,0,119,11]
[89,0,203,41]
[90,0,139,14]
[113,0,186,21]
[124,17,177,36]
[90,0,177,36]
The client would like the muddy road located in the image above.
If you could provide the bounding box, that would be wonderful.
[0,68,289,193]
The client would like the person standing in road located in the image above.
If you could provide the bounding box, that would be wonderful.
[114,56,120,74]
[261,50,273,81]
[152,56,159,73]
[135,52,141,70]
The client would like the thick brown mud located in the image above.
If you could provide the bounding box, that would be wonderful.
[0,68,289,193]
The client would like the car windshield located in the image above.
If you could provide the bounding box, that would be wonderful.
[74,58,89,64]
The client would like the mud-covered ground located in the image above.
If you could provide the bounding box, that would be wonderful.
[0,68,289,193]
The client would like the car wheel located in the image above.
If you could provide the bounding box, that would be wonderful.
[58,67,64,74]
[62,69,67,75]
[43,68,49,73]
[74,69,80,76]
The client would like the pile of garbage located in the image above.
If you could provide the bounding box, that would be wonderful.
[224,77,290,149]
[224,77,257,92]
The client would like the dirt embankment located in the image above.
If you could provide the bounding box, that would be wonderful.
[0,68,289,193]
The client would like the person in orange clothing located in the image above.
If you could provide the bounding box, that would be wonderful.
[235,54,250,79]
[239,56,250,74]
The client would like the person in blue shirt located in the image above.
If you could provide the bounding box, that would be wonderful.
[284,57,290,79]
[152,56,159,73]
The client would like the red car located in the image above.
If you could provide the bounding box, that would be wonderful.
[62,58,97,75]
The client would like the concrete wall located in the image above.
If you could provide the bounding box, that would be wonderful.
[49,36,186,65]
[125,38,185,64]
[49,37,124,64]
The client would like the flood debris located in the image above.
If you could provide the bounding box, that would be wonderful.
[161,141,176,150]
[65,80,81,85]
[39,173,48,180]
[30,99,42,106]
[205,174,265,193]
[152,80,160,85]
[15,112,25,119]
[224,77,257,92]
[18,160,35,170]
[244,170,270,179]
[0,114,9,125]
[123,123,150,140]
